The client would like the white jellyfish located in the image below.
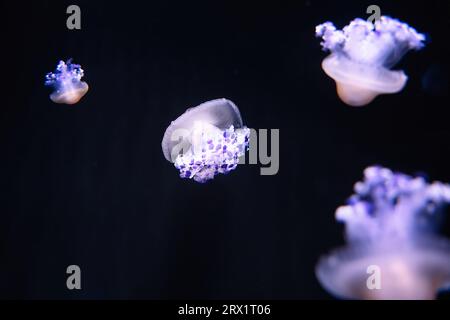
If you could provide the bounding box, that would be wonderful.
[315,17,425,106]
[316,166,450,300]
[161,98,250,183]
[45,59,89,104]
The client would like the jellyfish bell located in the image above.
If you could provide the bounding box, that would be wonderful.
[161,98,250,183]
[162,99,243,162]
[316,166,450,300]
[45,60,89,105]
[316,238,450,300]
[316,17,425,106]
[49,81,89,105]
[321,54,407,106]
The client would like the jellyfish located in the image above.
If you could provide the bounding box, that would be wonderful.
[316,166,450,300]
[315,16,425,106]
[161,98,250,183]
[45,59,89,104]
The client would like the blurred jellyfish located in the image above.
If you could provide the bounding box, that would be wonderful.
[422,64,449,96]
[316,166,450,300]
[315,17,425,106]
[161,98,250,183]
[45,59,89,104]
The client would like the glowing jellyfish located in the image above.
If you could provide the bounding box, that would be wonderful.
[45,59,89,104]
[315,17,425,106]
[316,166,450,300]
[161,98,250,183]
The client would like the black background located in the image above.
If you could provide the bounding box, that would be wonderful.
[0,0,449,299]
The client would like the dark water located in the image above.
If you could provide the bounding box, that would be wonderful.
[0,0,449,299]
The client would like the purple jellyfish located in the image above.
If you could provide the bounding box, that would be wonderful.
[316,166,450,299]
[315,16,425,106]
[161,98,250,183]
[45,59,89,104]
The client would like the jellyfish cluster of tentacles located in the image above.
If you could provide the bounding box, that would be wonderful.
[336,166,450,244]
[45,60,84,86]
[174,125,250,183]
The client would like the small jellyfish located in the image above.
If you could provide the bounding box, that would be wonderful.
[161,98,250,183]
[316,166,450,300]
[45,59,89,104]
[315,17,425,106]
